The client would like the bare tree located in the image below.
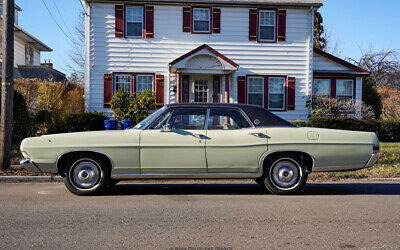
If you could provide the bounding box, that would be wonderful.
[66,14,85,85]
[350,49,400,88]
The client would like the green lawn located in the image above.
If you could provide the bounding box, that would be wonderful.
[309,142,400,181]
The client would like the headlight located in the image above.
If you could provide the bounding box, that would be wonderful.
[21,151,30,159]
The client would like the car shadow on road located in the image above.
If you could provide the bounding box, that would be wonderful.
[105,182,400,196]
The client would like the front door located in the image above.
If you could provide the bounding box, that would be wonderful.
[205,108,268,173]
[193,80,209,103]
[140,108,208,174]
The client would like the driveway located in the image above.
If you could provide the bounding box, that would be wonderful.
[0,181,399,249]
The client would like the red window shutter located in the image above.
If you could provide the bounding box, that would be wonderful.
[287,77,296,110]
[145,6,154,38]
[104,73,113,108]
[264,76,269,109]
[115,5,124,38]
[331,78,336,98]
[183,7,192,33]
[249,9,258,41]
[278,10,286,42]
[132,74,136,94]
[155,74,164,105]
[212,8,221,33]
[237,76,246,104]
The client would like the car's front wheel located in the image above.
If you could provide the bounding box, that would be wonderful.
[63,154,110,195]
[261,154,307,195]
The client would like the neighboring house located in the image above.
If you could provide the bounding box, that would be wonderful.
[83,0,369,120]
[0,3,67,82]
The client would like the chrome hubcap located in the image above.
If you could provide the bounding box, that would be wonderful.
[72,161,100,189]
[271,160,300,188]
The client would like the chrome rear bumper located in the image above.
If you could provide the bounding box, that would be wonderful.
[20,159,42,173]
[365,152,380,168]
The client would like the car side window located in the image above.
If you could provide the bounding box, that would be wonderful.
[148,110,172,129]
[168,108,207,130]
[207,109,251,130]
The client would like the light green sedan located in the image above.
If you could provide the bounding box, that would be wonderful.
[20,104,380,195]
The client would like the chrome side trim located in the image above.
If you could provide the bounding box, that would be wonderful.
[365,152,380,168]
[312,164,365,172]
[55,150,115,173]
[20,159,42,173]
[112,172,262,180]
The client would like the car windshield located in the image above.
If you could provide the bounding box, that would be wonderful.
[133,107,167,130]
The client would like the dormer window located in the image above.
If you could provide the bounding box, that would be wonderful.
[193,8,211,33]
[125,6,144,38]
[259,10,276,41]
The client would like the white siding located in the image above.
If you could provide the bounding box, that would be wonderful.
[88,4,312,120]
[313,53,350,72]
[14,39,25,66]
[33,49,40,65]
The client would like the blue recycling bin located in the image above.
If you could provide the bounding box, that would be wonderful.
[104,119,118,130]
[121,120,133,130]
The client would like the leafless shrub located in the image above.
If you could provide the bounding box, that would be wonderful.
[377,87,400,119]
[307,94,375,119]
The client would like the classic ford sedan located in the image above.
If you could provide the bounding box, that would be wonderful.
[20,104,380,195]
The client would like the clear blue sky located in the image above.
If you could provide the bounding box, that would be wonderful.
[16,0,400,76]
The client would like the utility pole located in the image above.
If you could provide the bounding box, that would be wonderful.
[0,0,14,170]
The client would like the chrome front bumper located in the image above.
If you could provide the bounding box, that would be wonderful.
[365,152,380,168]
[20,159,42,173]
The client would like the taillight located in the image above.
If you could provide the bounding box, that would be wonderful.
[373,146,379,151]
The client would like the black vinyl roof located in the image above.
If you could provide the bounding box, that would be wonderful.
[166,103,295,127]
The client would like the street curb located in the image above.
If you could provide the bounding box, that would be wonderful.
[0,176,63,181]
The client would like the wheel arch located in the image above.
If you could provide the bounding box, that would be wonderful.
[259,151,314,174]
[56,150,114,177]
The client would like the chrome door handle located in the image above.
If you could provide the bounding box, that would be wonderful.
[249,132,264,137]
[193,134,205,139]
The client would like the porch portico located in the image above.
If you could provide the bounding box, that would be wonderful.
[168,44,239,104]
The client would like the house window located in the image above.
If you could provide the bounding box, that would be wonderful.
[259,10,276,41]
[193,8,211,33]
[336,79,354,101]
[114,74,132,94]
[194,80,208,103]
[25,45,33,65]
[136,75,154,92]
[126,6,143,37]
[247,76,264,107]
[313,79,331,97]
[268,77,285,110]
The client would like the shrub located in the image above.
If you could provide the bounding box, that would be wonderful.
[12,91,32,144]
[362,78,382,119]
[307,117,378,132]
[377,87,400,120]
[110,91,132,121]
[130,90,156,124]
[63,86,84,114]
[48,112,108,134]
[290,120,307,127]
[379,120,400,142]
[14,78,40,113]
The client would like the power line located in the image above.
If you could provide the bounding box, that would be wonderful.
[41,0,74,44]
[49,0,74,39]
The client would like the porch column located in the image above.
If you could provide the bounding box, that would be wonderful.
[224,74,230,103]
[176,72,182,103]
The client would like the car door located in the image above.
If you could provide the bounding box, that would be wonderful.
[205,108,268,173]
[140,108,208,174]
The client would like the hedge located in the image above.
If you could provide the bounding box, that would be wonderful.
[290,117,400,142]
[48,112,108,134]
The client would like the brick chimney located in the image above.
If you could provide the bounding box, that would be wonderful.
[41,60,53,68]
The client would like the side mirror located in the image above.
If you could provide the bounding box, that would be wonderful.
[161,124,171,132]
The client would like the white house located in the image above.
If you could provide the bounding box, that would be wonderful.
[0,3,66,81]
[83,0,369,120]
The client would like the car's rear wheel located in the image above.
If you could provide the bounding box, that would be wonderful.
[261,154,307,195]
[63,154,110,195]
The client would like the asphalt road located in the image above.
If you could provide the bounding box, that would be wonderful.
[0,181,400,250]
